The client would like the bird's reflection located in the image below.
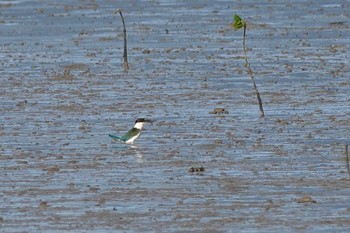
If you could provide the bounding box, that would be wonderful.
[130,145,145,163]
[110,143,145,162]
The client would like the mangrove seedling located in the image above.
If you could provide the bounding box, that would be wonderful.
[232,15,265,117]
[115,9,129,72]
[346,144,350,180]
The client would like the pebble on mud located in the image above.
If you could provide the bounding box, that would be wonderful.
[209,108,229,114]
[188,167,205,173]
[296,196,317,204]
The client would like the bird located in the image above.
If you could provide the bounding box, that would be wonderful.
[109,118,154,144]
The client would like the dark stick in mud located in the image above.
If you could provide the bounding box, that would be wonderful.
[346,144,350,180]
[232,15,265,117]
[115,9,129,72]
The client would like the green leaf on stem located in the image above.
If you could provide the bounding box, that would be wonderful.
[232,14,245,29]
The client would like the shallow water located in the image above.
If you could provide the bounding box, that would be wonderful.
[1,0,350,232]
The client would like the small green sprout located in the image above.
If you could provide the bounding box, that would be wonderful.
[232,15,246,30]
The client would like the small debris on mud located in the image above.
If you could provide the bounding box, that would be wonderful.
[44,166,60,174]
[209,108,229,114]
[215,140,223,144]
[89,186,100,192]
[39,201,48,209]
[188,166,205,173]
[296,196,317,204]
[329,21,346,28]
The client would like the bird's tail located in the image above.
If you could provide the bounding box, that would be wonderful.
[109,134,126,142]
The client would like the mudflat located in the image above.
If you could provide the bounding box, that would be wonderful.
[1,1,349,232]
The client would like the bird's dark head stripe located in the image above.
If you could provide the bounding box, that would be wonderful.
[135,118,146,123]
[135,118,153,123]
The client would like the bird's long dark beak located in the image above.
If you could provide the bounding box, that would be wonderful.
[144,119,155,123]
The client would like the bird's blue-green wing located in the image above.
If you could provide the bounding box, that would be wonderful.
[122,128,141,139]
[109,134,127,142]
[109,128,140,142]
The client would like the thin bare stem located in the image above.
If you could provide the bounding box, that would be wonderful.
[346,144,350,180]
[115,9,129,72]
[242,25,265,117]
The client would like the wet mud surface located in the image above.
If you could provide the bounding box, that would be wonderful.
[1,0,350,232]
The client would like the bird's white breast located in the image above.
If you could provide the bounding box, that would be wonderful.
[125,132,141,144]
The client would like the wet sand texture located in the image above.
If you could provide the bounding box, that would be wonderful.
[1,1,350,232]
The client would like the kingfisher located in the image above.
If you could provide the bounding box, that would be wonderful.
[109,118,154,144]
